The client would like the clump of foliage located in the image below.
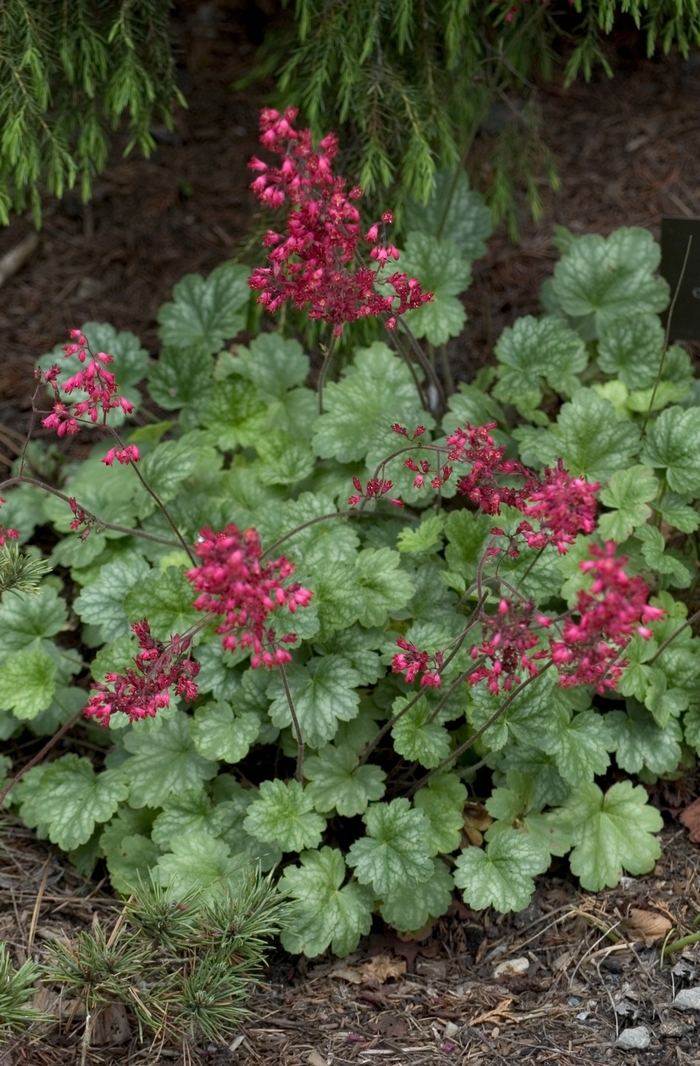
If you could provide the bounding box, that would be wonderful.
[0,0,181,225]
[42,873,284,1047]
[0,111,698,965]
[0,943,46,1033]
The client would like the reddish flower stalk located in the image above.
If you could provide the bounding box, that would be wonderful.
[248,108,432,336]
[85,621,200,727]
[467,598,545,695]
[186,524,313,668]
[446,422,538,515]
[347,476,404,508]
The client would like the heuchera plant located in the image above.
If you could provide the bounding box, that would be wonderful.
[1,108,699,959]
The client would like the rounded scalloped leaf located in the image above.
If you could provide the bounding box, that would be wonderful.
[493,316,588,408]
[157,263,250,353]
[454,829,550,912]
[404,167,493,260]
[552,228,669,334]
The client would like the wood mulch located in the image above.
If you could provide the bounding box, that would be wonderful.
[3,9,700,1065]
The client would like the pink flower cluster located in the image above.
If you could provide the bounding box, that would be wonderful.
[392,638,443,688]
[348,476,405,508]
[468,599,543,695]
[39,331,137,464]
[389,423,663,696]
[518,459,599,555]
[447,422,538,515]
[85,621,200,727]
[248,108,432,336]
[549,542,665,693]
[0,498,19,547]
[186,525,313,668]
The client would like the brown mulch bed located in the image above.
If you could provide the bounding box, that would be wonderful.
[3,9,700,1065]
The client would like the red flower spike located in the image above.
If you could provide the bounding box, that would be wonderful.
[186,524,312,669]
[467,600,543,695]
[85,620,200,727]
[550,543,665,694]
[247,109,432,335]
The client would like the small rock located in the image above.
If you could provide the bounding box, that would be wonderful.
[616,1026,652,1050]
[673,987,700,1010]
[443,1021,459,1040]
[493,956,529,978]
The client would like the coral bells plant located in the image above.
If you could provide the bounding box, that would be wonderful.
[0,188,696,961]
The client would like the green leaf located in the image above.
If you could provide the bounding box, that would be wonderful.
[199,377,268,450]
[124,568,201,641]
[607,703,683,775]
[552,780,662,891]
[157,263,250,352]
[313,625,384,685]
[221,333,309,395]
[346,798,434,896]
[598,466,657,542]
[442,383,505,439]
[243,779,326,852]
[73,553,150,641]
[380,858,454,932]
[256,492,359,569]
[355,548,414,627]
[413,773,467,854]
[634,525,692,587]
[266,656,361,748]
[397,233,471,344]
[655,494,699,534]
[133,434,218,518]
[151,789,225,849]
[467,671,556,752]
[0,648,56,719]
[280,847,374,958]
[391,695,451,769]
[146,344,214,411]
[22,755,127,851]
[0,585,67,660]
[596,314,665,388]
[190,701,260,764]
[106,834,160,895]
[298,561,361,641]
[404,167,492,259]
[493,316,588,413]
[640,406,700,494]
[397,515,445,554]
[498,746,569,810]
[155,831,247,898]
[312,344,431,465]
[304,744,386,816]
[254,431,315,486]
[552,228,669,335]
[192,641,242,702]
[444,510,493,583]
[123,712,217,808]
[543,708,612,785]
[454,830,550,913]
[544,389,641,482]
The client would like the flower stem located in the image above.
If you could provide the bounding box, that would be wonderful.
[407,662,553,797]
[0,476,185,549]
[278,663,304,782]
[317,336,337,414]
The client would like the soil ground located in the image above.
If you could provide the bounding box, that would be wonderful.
[3,6,700,1065]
